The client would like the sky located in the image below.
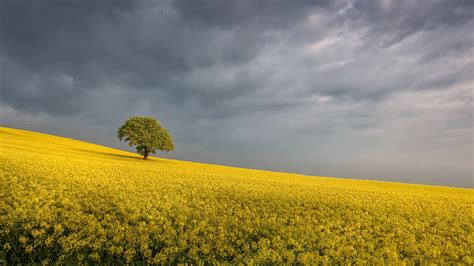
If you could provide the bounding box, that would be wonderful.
[0,0,472,188]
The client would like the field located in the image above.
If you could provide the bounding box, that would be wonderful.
[0,127,473,264]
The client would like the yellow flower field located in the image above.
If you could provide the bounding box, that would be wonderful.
[0,127,473,264]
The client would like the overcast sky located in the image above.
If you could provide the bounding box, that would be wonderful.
[1,0,473,188]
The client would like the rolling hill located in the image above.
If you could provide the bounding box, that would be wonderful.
[0,127,472,264]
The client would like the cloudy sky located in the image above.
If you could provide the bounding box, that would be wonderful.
[1,0,472,188]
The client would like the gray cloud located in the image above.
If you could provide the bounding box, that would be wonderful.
[338,0,474,47]
[1,0,472,188]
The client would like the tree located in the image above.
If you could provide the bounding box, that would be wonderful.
[117,116,174,160]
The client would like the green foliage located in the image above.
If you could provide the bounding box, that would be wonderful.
[117,116,174,159]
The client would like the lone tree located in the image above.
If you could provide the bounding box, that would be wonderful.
[117,116,174,160]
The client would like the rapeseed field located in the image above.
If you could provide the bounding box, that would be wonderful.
[0,127,472,264]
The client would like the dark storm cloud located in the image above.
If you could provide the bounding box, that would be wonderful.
[172,0,331,28]
[0,0,334,115]
[0,0,140,114]
[0,0,472,187]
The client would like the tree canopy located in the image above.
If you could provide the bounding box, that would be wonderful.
[117,116,174,159]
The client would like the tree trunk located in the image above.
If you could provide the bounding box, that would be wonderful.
[143,148,149,160]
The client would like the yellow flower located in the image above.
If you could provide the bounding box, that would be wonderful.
[40,221,50,228]
[25,245,33,253]
[44,236,54,247]
[89,252,100,261]
[19,236,28,245]
[31,229,45,238]
[54,224,63,234]
[3,243,11,251]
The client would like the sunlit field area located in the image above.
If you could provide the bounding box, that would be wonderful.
[0,127,472,264]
